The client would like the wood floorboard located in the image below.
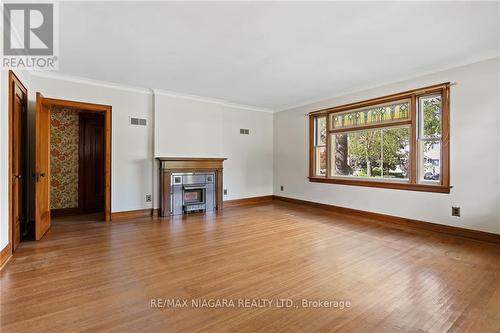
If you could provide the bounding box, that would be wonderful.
[1,202,499,332]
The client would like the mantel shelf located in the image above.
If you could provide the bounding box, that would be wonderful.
[156,157,227,161]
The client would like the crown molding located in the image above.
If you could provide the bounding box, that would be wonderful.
[29,71,152,94]
[152,88,273,113]
[29,71,274,113]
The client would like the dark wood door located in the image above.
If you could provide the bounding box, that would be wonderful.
[10,74,27,249]
[35,93,51,240]
[79,113,105,213]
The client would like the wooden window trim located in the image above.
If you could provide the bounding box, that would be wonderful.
[309,83,451,193]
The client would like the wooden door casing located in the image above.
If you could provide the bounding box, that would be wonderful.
[34,95,112,224]
[35,93,51,240]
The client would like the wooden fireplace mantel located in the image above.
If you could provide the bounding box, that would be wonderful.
[156,157,227,171]
[156,157,227,216]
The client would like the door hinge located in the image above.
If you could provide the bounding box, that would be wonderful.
[33,172,46,182]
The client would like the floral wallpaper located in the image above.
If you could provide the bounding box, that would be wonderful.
[50,108,79,209]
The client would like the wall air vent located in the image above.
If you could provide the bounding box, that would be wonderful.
[130,117,147,126]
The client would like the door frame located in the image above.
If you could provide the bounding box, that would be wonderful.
[39,96,112,222]
[9,71,27,252]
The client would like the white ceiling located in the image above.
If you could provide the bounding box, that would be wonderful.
[57,1,500,110]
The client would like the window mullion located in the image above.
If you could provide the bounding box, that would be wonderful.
[410,95,417,184]
[441,87,450,187]
[309,115,315,178]
[326,114,331,178]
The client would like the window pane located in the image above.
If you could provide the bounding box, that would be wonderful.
[420,140,441,181]
[314,116,327,176]
[316,116,326,146]
[316,146,327,176]
[419,95,442,139]
[331,126,410,180]
[331,133,350,176]
[330,100,409,130]
[332,130,381,178]
[382,127,410,179]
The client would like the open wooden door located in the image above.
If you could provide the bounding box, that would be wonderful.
[35,93,51,240]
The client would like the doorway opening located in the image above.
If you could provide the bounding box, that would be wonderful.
[50,109,105,218]
[35,95,111,240]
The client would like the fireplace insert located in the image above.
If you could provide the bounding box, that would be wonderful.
[170,172,215,215]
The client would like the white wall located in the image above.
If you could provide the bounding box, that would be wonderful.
[274,57,500,234]
[154,93,274,201]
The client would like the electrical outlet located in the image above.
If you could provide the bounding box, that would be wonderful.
[452,206,460,217]
[145,194,152,202]
[223,189,227,195]
[280,185,284,191]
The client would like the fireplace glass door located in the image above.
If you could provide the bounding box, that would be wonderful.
[183,188,205,205]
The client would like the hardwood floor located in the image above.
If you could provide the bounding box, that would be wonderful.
[1,202,499,332]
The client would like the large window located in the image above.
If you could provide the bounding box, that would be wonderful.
[309,83,450,193]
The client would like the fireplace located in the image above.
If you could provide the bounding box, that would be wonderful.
[157,157,226,216]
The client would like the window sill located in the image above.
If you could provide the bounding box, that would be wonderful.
[308,177,451,193]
